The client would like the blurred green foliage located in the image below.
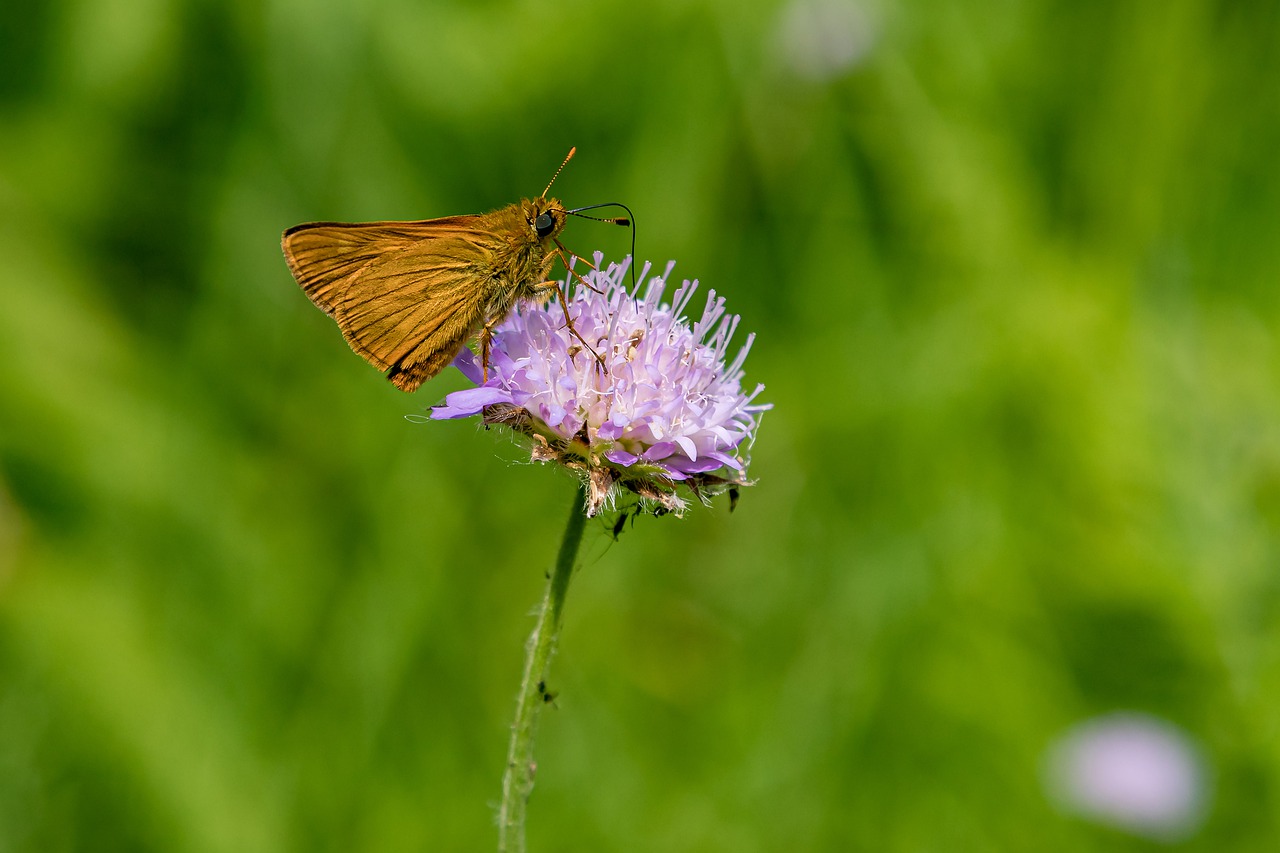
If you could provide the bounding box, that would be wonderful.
[2,0,1279,850]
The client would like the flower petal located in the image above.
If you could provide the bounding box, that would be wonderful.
[673,435,699,462]
[605,449,640,466]
[451,347,486,385]
[430,386,512,420]
[665,455,727,475]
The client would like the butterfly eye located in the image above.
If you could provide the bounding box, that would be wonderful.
[534,212,556,237]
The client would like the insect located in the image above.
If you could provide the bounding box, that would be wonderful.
[282,149,629,392]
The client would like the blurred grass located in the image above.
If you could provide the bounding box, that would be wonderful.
[2,0,1280,850]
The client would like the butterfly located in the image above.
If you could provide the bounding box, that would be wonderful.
[282,149,628,391]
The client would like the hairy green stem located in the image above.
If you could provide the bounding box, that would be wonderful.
[498,480,588,852]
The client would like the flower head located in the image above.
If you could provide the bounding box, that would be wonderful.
[432,257,770,516]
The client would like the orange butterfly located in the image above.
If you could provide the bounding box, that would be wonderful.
[282,149,627,391]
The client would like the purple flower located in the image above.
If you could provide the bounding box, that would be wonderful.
[432,256,770,516]
[1043,712,1210,841]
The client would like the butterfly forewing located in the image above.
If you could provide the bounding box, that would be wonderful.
[283,219,497,392]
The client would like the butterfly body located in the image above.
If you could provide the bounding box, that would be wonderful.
[283,196,569,392]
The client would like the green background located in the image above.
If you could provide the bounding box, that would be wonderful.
[2,0,1278,849]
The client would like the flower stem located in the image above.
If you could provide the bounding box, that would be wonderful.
[498,480,588,852]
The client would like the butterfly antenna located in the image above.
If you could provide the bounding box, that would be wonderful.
[567,202,637,290]
[542,147,577,198]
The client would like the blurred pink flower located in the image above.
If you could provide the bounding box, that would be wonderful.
[1044,712,1209,841]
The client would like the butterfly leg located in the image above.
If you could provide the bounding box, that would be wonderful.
[477,323,494,383]
[534,278,607,375]
[553,242,605,295]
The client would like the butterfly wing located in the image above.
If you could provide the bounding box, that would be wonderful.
[283,217,497,392]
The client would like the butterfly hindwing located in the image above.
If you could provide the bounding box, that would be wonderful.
[282,218,496,391]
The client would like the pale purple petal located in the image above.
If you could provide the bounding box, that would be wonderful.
[451,347,486,385]
[430,386,512,420]
[642,442,677,461]
[673,435,699,461]
[596,421,625,441]
[665,455,728,475]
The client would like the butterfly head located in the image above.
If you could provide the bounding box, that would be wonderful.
[523,197,568,246]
